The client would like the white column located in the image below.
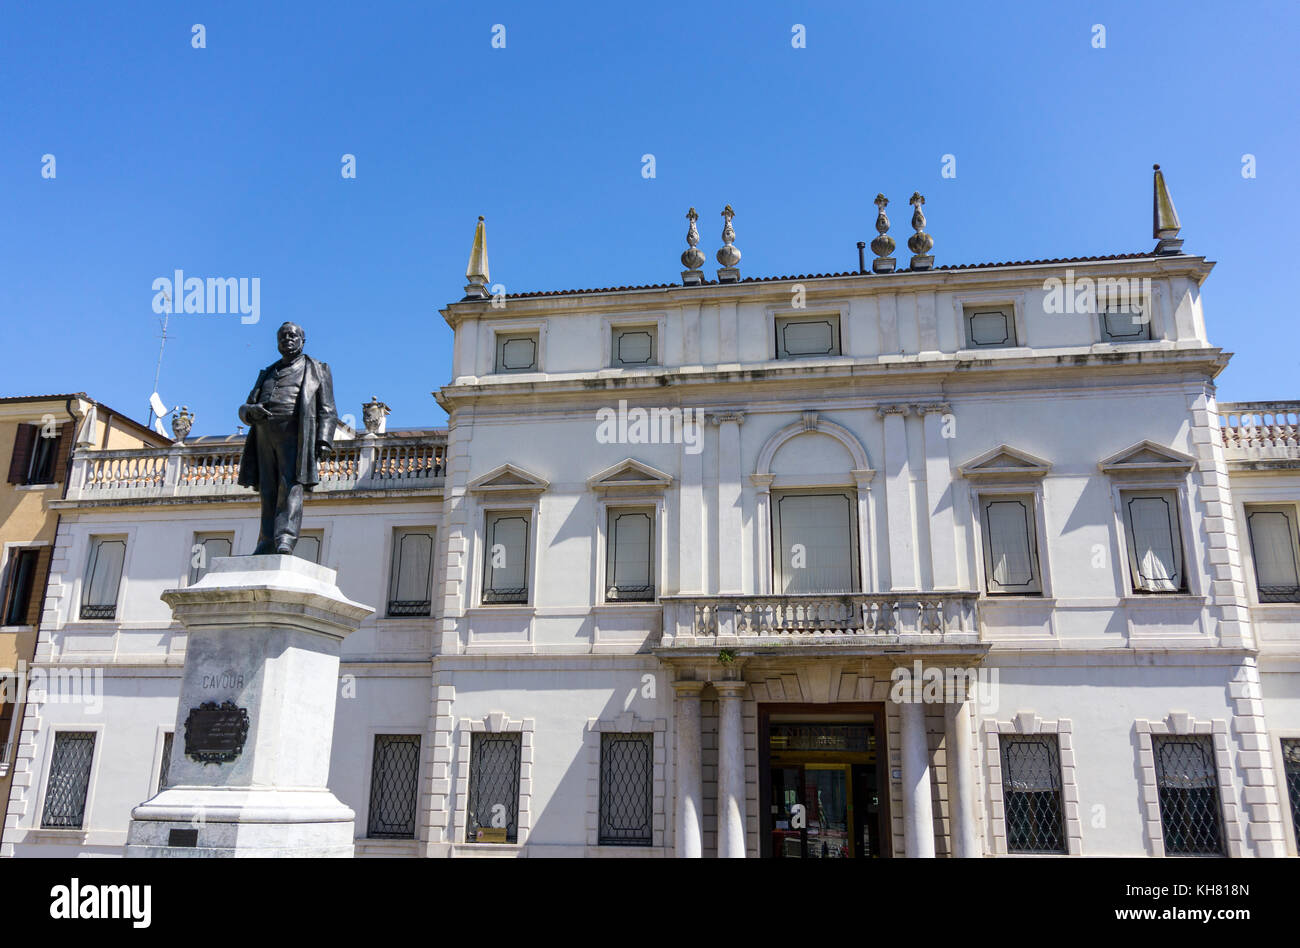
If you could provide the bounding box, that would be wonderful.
[900,699,936,857]
[879,405,917,591]
[673,680,704,858]
[945,698,979,857]
[715,682,747,858]
[711,412,745,594]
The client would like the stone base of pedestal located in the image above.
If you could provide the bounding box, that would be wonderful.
[125,555,372,859]
[126,787,355,858]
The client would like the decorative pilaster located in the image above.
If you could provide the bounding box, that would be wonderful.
[709,411,746,594]
[716,205,741,284]
[918,403,958,589]
[714,681,748,858]
[877,404,916,590]
[870,194,896,274]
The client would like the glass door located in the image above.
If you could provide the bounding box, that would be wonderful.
[804,764,852,858]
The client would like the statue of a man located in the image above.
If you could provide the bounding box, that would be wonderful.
[236,322,338,555]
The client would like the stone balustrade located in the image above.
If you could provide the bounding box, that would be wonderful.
[1218,401,1300,465]
[660,592,980,648]
[67,433,446,502]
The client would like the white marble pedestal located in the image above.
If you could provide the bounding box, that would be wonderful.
[125,555,373,858]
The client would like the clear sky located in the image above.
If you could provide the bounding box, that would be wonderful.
[2,1,1297,436]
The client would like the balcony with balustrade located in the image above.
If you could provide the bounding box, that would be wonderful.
[61,430,447,505]
[659,591,982,654]
[1219,401,1300,470]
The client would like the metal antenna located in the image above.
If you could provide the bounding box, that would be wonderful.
[146,293,171,428]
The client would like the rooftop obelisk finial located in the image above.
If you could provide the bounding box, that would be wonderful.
[716,205,741,283]
[1152,165,1183,255]
[907,191,934,271]
[464,215,491,299]
[870,194,896,274]
[681,207,706,286]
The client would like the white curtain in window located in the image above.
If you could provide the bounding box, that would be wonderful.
[296,534,322,564]
[608,510,652,590]
[84,539,125,606]
[391,531,433,601]
[774,493,856,594]
[486,514,528,592]
[1125,494,1182,592]
[983,498,1039,592]
[1247,509,1300,589]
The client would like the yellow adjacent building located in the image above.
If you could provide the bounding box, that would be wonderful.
[0,394,166,830]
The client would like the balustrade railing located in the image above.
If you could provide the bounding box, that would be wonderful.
[1219,401,1300,460]
[661,592,980,645]
[68,433,446,501]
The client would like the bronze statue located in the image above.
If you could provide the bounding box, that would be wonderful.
[236,322,338,555]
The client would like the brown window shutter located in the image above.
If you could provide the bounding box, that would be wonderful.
[51,423,72,485]
[7,423,37,484]
[25,547,52,628]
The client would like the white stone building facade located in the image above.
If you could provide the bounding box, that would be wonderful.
[4,180,1300,858]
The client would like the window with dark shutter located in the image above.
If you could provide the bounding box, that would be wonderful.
[7,424,38,484]
[3,548,41,627]
[0,680,17,763]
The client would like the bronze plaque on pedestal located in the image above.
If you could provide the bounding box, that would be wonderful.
[184,700,250,764]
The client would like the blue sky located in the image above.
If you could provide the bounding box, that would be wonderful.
[2,1,1297,435]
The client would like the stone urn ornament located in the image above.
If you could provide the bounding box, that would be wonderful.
[171,406,194,442]
[362,396,390,435]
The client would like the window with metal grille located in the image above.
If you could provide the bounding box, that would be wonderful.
[605,508,654,601]
[387,528,434,616]
[1281,739,1300,852]
[1122,491,1187,593]
[999,735,1066,853]
[41,731,96,828]
[367,734,421,839]
[3,547,41,626]
[1245,506,1300,603]
[188,532,233,585]
[981,495,1042,595]
[482,512,529,604]
[466,732,520,843]
[80,536,126,620]
[599,733,653,846]
[1153,736,1225,855]
[157,732,174,794]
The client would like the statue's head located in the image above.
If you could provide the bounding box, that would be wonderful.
[277,322,305,359]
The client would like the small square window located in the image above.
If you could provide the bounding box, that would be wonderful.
[964,304,1018,348]
[775,315,841,359]
[612,326,657,367]
[1099,290,1152,342]
[495,332,539,373]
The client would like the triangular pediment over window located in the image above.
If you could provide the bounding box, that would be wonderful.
[587,458,673,491]
[1098,440,1195,474]
[957,444,1052,480]
[467,463,549,493]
